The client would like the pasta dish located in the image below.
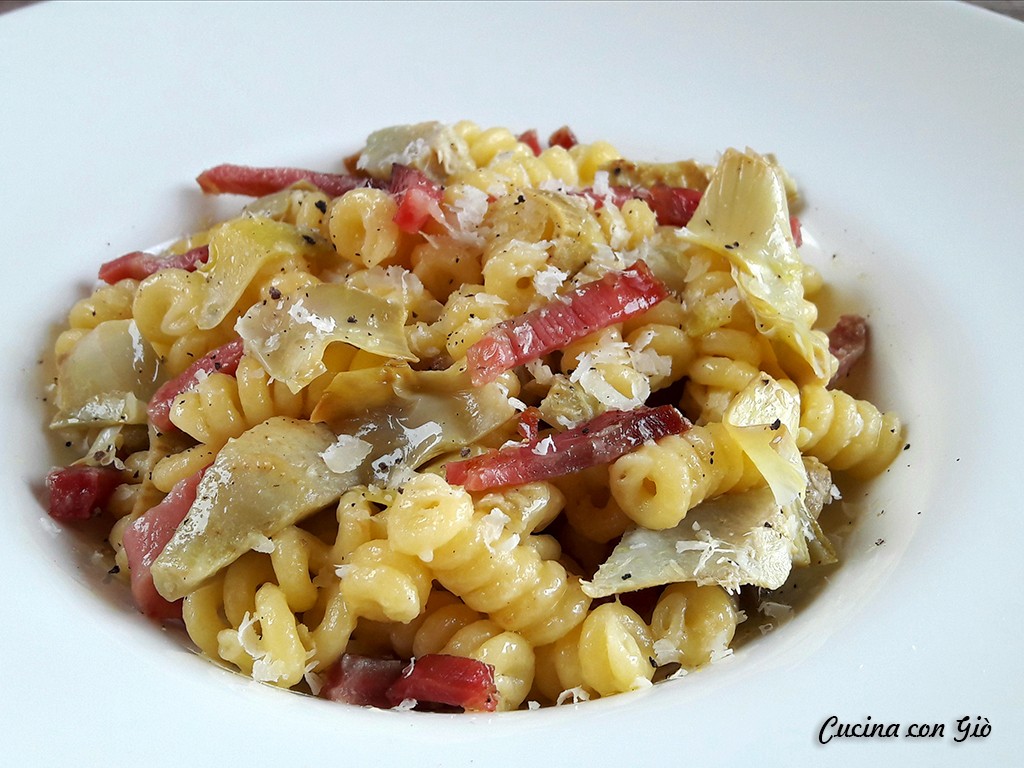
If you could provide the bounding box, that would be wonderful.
[43,121,904,711]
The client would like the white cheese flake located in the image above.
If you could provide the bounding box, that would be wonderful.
[452,185,489,232]
[525,359,555,385]
[251,534,276,554]
[38,516,61,536]
[334,564,354,580]
[508,395,528,413]
[653,638,682,667]
[708,647,735,665]
[532,265,568,299]
[531,436,556,456]
[287,299,337,335]
[320,434,373,475]
[480,508,511,547]
[556,687,591,705]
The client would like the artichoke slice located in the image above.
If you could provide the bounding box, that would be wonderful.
[236,280,414,394]
[583,459,835,597]
[52,319,160,429]
[151,417,356,601]
[681,148,835,383]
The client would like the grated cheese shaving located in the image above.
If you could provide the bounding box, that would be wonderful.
[525,359,555,385]
[533,265,568,299]
[708,646,735,665]
[251,534,275,554]
[531,436,555,456]
[628,330,673,378]
[38,516,60,536]
[653,638,682,667]
[480,508,512,554]
[287,299,337,334]
[556,687,591,705]
[320,434,373,475]
[452,184,489,232]
[236,610,290,683]
[334,564,353,580]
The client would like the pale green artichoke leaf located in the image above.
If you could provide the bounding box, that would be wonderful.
[583,488,795,597]
[723,374,806,508]
[312,361,516,487]
[680,148,835,383]
[152,417,356,601]
[52,319,160,428]
[194,217,329,330]
[356,121,475,182]
[236,280,414,394]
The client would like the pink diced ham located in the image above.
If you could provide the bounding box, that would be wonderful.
[46,465,124,522]
[577,185,802,235]
[516,129,542,156]
[643,184,703,227]
[445,405,690,491]
[147,339,245,434]
[122,468,206,621]
[196,164,377,198]
[98,245,210,284]
[828,314,869,383]
[320,655,405,708]
[548,126,579,150]
[790,215,803,247]
[385,655,499,712]
[578,184,701,227]
[466,260,668,386]
[388,164,443,234]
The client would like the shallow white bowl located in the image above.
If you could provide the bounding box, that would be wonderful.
[2,2,1021,765]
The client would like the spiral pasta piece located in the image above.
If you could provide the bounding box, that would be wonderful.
[328,188,402,269]
[183,527,356,686]
[386,474,591,646]
[596,198,658,251]
[533,602,655,702]
[649,582,738,668]
[61,278,140,357]
[609,422,762,529]
[797,383,904,478]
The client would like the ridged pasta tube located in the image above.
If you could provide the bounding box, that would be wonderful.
[609,422,761,529]
[798,383,904,478]
[386,474,591,645]
[649,582,738,668]
[533,602,655,702]
[183,529,356,686]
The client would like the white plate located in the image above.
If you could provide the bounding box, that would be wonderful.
[2,2,1021,765]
